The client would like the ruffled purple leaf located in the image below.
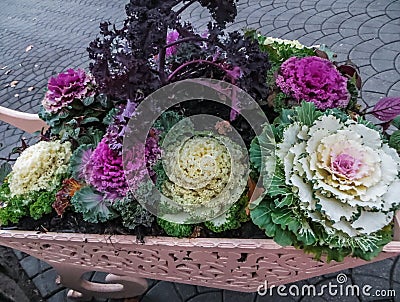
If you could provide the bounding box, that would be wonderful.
[105,100,137,152]
[370,97,400,122]
[42,69,94,113]
[86,138,128,200]
[276,56,350,110]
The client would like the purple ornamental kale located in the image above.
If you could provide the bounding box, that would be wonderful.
[42,68,94,113]
[145,129,162,178]
[105,100,137,152]
[86,138,128,200]
[276,56,349,110]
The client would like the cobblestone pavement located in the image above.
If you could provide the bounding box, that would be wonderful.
[1,0,400,301]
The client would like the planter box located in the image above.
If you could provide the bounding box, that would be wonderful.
[1,107,400,300]
[0,230,400,300]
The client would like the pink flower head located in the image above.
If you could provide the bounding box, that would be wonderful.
[276,56,349,110]
[42,68,94,113]
[166,30,180,57]
[331,153,362,180]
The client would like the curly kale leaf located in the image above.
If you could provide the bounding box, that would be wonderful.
[0,182,59,224]
[204,194,249,233]
[113,192,155,230]
[0,182,29,225]
[157,217,194,237]
[29,190,57,220]
[197,0,238,27]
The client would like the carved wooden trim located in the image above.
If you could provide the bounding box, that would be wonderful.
[0,230,399,300]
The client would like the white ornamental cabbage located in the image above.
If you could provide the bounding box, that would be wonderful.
[262,36,306,49]
[162,135,248,215]
[277,115,400,237]
[9,141,72,196]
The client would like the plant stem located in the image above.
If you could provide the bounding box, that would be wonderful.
[158,26,168,85]
[0,157,16,161]
[167,59,232,82]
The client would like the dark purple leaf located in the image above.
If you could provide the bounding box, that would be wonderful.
[370,97,400,122]
[338,63,362,90]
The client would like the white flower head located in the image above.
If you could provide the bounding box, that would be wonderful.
[9,141,72,196]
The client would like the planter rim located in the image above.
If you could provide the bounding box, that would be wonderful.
[1,229,399,252]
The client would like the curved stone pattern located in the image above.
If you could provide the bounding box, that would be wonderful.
[0,230,398,299]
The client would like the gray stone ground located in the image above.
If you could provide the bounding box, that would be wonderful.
[0,0,400,301]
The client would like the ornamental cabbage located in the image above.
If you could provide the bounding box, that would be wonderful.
[251,102,400,261]
[85,138,127,200]
[8,141,71,196]
[280,115,400,236]
[42,69,95,113]
[276,56,349,110]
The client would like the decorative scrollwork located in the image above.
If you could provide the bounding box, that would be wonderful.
[0,230,399,297]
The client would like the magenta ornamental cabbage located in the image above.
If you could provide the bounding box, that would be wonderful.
[86,138,127,200]
[276,56,349,109]
[42,68,94,113]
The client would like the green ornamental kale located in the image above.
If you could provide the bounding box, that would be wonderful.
[157,218,194,238]
[204,194,250,233]
[113,192,155,230]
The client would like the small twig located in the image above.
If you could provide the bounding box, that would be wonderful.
[158,26,168,85]
[0,157,16,161]
[167,59,233,82]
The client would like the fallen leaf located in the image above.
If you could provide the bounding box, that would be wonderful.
[5,70,12,75]
[246,177,265,215]
[27,86,35,91]
[25,45,33,52]
[10,80,19,87]
[14,94,19,97]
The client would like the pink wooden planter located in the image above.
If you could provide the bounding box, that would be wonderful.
[1,107,400,300]
[0,230,400,301]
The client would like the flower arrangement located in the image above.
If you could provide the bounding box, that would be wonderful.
[0,0,400,262]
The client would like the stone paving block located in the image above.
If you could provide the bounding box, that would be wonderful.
[19,256,52,278]
[91,271,109,284]
[174,283,197,300]
[32,268,63,298]
[140,281,182,302]
[186,291,222,302]
[13,249,28,260]
[0,272,31,302]
[223,289,256,302]
[353,275,393,302]
[47,289,69,302]
[256,291,297,302]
